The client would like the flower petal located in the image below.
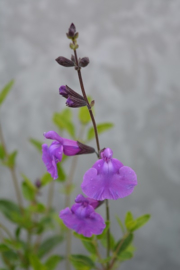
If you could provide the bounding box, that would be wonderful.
[42,144,58,179]
[63,138,80,156]
[60,206,105,237]
[81,164,137,200]
[43,131,63,144]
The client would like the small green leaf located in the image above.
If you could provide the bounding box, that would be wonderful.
[70,254,95,270]
[45,255,63,270]
[0,80,14,106]
[0,244,10,252]
[100,233,115,250]
[56,163,66,182]
[38,235,63,258]
[117,251,133,261]
[4,239,23,250]
[0,199,20,223]
[114,233,134,256]
[125,211,134,229]
[78,106,91,125]
[21,174,37,201]
[116,216,126,234]
[87,123,114,140]
[73,232,94,242]
[4,150,17,168]
[127,214,151,232]
[28,203,46,213]
[97,221,109,239]
[82,241,97,255]
[0,144,5,160]
[53,109,75,138]
[29,138,43,153]
[41,173,52,186]
[29,254,47,270]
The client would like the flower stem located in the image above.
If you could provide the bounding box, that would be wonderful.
[73,49,101,154]
[0,121,23,212]
[105,199,111,269]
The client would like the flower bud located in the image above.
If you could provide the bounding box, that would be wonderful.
[68,23,76,37]
[66,96,87,108]
[35,179,41,189]
[79,57,90,67]
[56,56,74,67]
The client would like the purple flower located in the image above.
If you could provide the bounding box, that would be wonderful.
[81,148,137,201]
[60,194,105,237]
[42,131,95,179]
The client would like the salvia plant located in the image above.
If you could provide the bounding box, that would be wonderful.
[0,23,151,270]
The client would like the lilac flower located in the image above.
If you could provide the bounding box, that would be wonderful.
[81,148,137,201]
[42,131,95,179]
[60,194,105,237]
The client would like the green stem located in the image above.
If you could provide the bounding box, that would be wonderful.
[109,232,129,269]
[0,121,23,212]
[106,199,110,269]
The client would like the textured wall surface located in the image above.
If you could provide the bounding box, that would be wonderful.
[0,0,180,269]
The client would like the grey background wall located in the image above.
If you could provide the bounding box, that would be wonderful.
[0,0,180,269]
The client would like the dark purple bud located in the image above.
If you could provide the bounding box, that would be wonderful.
[68,23,76,37]
[79,57,90,67]
[56,56,74,67]
[35,179,41,189]
[59,85,68,98]
[77,141,95,155]
[66,95,87,108]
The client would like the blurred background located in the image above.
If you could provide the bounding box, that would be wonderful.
[0,0,180,269]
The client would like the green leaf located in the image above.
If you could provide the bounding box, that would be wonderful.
[126,214,151,232]
[78,106,91,125]
[70,255,95,270]
[114,233,134,256]
[125,211,134,229]
[4,150,17,168]
[0,199,20,223]
[100,233,115,250]
[0,244,10,252]
[29,254,47,270]
[116,215,126,234]
[97,221,109,239]
[56,163,66,182]
[73,232,94,242]
[38,235,63,258]
[87,123,114,140]
[45,255,63,270]
[29,138,43,153]
[4,239,23,250]
[41,172,52,186]
[0,144,5,160]
[0,80,14,106]
[21,174,37,201]
[118,251,133,261]
[28,203,46,213]
[82,241,97,255]
[53,109,75,138]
